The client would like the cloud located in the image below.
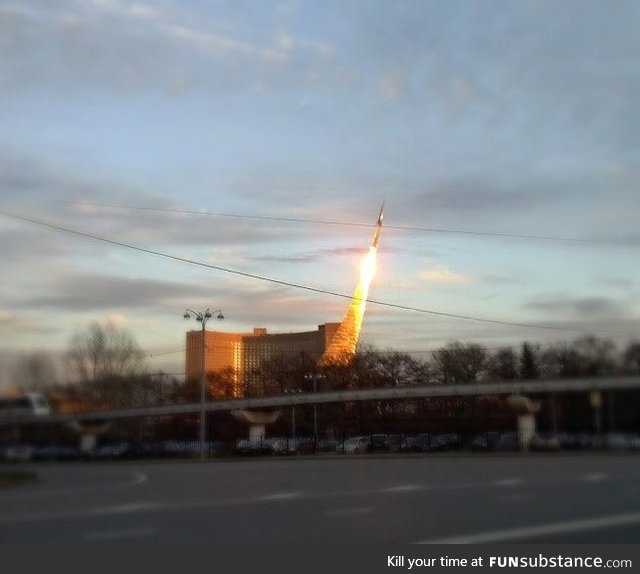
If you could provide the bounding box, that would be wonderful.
[255,245,378,264]
[595,277,636,290]
[16,273,215,311]
[0,151,303,249]
[10,267,352,328]
[418,265,473,285]
[378,72,406,100]
[0,0,336,95]
[104,312,130,327]
[406,177,561,216]
[0,226,69,263]
[524,295,629,319]
[0,309,57,335]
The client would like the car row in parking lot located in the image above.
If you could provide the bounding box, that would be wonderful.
[0,440,229,462]
[3,431,640,461]
[235,436,337,456]
[229,431,640,456]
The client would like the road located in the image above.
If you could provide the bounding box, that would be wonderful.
[1,454,639,543]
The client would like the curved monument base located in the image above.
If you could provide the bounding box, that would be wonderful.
[232,409,280,440]
[67,420,110,453]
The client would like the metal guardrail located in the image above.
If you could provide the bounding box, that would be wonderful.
[2,375,640,425]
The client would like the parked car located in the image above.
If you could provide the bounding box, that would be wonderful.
[530,433,562,451]
[493,432,519,451]
[369,434,391,452]
[388,434,411,452]
[234,438,274,456]
[266,438,289,455]
[131,442,173,459]
[601,433,640,450]
[412,433,433,452]
[317,438,340,453]
[235,439,255,455]
[470,434,490,452]
[3,444,35,462]
[439,433,461,451]
[342,436,370,454]
[162,440,189,457]
[207,440,230,457]
[414,432,460,452]
[286,437,315,455]
[33,445,81,461]
[93,442,132,460]
[560,433,596,450]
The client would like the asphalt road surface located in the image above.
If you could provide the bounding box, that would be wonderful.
[1,454,639,543]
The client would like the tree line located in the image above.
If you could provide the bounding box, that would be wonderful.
[11,321,640,410]
[245,336,640,396]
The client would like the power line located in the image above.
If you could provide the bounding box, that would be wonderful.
[148,349,186,358]
[46,199,635,247]
[0,210,614,333]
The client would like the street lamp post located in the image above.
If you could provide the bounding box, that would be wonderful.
[292,403,296,437]
[304,373,326,449]
[284,389,301,437]
[184,307,224,460]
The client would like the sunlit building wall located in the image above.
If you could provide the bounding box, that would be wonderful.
[186,323,340,396]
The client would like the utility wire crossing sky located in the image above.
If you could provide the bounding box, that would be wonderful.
[1,209,618,333]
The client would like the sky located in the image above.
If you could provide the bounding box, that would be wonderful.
[1,0,639,387]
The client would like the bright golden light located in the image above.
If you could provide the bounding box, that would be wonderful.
[320,204,384,367]
[360,246,377,286]
[320,244,378,366]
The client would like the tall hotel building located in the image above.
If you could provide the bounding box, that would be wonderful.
[185,323,340,397]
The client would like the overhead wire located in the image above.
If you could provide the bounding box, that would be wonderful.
[44,199,636,246]
[148,349,186,358]
[0,210,612,333]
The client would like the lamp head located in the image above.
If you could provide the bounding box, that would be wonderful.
[183,312,190,320]
[216,312,224,320]
[204,311,212,320]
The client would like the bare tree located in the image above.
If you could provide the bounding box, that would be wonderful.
[432,341,487,384]
[539,336,617,378]
[623,341,640,374]
[208,367,239,399]
[572,335,616,376]
[486,347,519,381]
[13,351,57,391]
[246,351,318,396]
[68,321,145,382]
[365,349,431,387]
[520,342,540,379]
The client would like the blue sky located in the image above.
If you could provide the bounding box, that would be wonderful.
[1,0,639,386]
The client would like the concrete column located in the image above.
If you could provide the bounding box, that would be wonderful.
[249,424,266,442]
[517,414,536,452]
[590,391,603,435]
[506,395,540,452]
[67,421,109,453]
[80,433,98,453]
[232,409,280,439]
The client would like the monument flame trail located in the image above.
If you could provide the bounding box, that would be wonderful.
[320,203,384,366]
